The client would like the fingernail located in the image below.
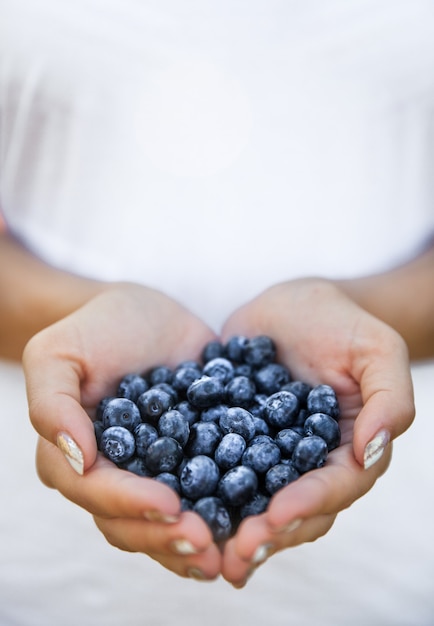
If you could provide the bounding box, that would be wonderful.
[364,429,390,470]
[187,567,207,581]
[144,510,179,524]
[231,566,256,590]
[57,432,84,475]
[251,542,274,566]
[273,518,302,535]
[171,539,199,555]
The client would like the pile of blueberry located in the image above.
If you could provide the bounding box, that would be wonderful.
[94,335,341,542]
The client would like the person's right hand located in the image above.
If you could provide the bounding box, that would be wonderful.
[23,282,222,581]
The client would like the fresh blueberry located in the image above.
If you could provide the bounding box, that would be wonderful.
[253,363,291,395]
[225,375,256,407]
[137,388,173,423]
[243,335,276,368]
[185,421,222,457]
[145,436,183,474]
[233,363,254,378]
[265,463,300,495]
[224,335,248,363]
[116,373,149,402]
[274,428,302,458]
[154,472,181,495]
[193,496,232,542]
[174,400,200,426]
[95,396,115,421]
[307,384,340,420]
[304,412,341,451]
[218,465,258,507]
[281,380,312,406]
[102,397,141,431]
[200,404,228,424]
[93,420,104,447]
[249,393,268,418]
[252,416,271,436]
[180,497,194,511]
[219,406,256,441]
[151,382,178,406]
[134,422,158,457]
[292,436,328,473]
[250,434,274,446]
[100,426,136,464]
[263,390,299,429]
[203,357,234,384]
[158,409,190,447]
[180,455,220,500]
[242,440,281,474]
[214,433,247,470]
[120,456,153,477]
[201,340,225,363]
[172,363,202,393]
[239,492,270,519]
[148,365,173,386]
[186,375,226,408]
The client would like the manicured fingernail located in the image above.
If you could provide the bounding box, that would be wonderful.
[187,567,207,581]
[364,429,390,470]
[57,432,84,475]
[231,566,256,590]
[273,518,302,535]
[251,542,274,566]
[144,510,179,524]
[171,539,199,555]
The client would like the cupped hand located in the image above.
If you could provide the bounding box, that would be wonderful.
[23,282,222,580]
[219,278,415,587]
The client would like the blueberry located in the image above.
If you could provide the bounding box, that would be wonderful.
[225,375,256,407]
[96,396,115,421]
[292,436,328,473]
[186,375,226,408]
[102,397,141,431]
[193,496,232,542]
[180,497,194,512]
[148,365,173,386]
[249,393,268,418]
[214,433,247,470]
[304,412,341,451]
[100,426,136,464]
[200,404,228,424]
[219,406,256,441]
[265,463,300,495]
[224,335,248,363]
[137,388,173,423]
[250,434,274,446]
[116,373,149,402]
[263,390,299,429]
[172,363,202,393]
[158,409,190,447]
[151,382,178,406]
[145,436,183,474]
[252,416,270,436]
[253,363,291,395]
[120,456,152,477]
[93,420,104,447]
[233,363,253,378]
[242,441,281,474]
[134,422,158,457]
[218,465,258,507]
[307,384,340,420]
[202,357,234,384]
[185,421,222,457]
[154,472,181,495]
[180,455,220,500]
[239,492,270,519]
[201,340,225,363]
[274,428,302,458]
[243,335,276,368]
[281,380,312,406]
[174,400,200,426]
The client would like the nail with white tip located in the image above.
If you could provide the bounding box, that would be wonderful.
[364,429,390,470]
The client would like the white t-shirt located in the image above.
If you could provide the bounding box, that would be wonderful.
[1,3,434,625]
[1,0,433,329]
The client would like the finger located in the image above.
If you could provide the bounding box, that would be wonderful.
[222,513,335,587]
[265,438,391,533]
[94,514,222,581]
[351,328,415,468]
[36,438,181,521]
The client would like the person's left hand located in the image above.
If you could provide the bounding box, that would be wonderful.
[217,278,415,587]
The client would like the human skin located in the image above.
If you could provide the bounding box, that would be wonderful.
[1,229,433,583]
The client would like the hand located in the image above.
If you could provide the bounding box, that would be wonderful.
[219,278,415,587]
[24,282,222,580]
